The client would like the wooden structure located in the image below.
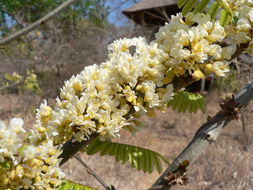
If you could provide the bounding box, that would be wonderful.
[122,0,180,26]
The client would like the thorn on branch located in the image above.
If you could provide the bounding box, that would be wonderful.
[164,160,189,186]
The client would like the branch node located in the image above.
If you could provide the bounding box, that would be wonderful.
[164,160,189,186]
[219,95,241,119]
[204,133,217,142]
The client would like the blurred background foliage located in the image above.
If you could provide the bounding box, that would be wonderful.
[0,0,110,34]
[0,0,143,117]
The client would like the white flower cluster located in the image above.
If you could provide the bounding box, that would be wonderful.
[31,11,253,145]
[155,13,235,80]
[0,118,64,190]
[226,0,253,54]
[31,37,174,144]
[0,118,25,163]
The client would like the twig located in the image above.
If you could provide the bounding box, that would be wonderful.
[149,79,253,190]
[240,113,249,147]
[74,155,115,190]
[59,133,98,166]
[0,0,79,45]
[0,79,24,91]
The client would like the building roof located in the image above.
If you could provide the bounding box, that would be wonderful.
[123,0,178,13]
[122,0,180,26]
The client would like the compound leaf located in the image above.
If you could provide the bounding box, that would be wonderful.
[57,180,97,190]
[87,139,169,173]
[167,91,206,113]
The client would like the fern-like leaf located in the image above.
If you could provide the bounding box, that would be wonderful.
[167,91,206,113]
[182,0,198,16]
[178,0,234,26]
[193,0,212,14]
[57,180,97,190]
[219,9,232,26]
[86,139,169,173]
[178,0,188,8]
[208,1,221,20]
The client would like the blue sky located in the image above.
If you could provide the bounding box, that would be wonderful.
[107,0,136,26]
[1,0,137,30]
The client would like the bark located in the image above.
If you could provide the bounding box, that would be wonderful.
[149,80,253,190]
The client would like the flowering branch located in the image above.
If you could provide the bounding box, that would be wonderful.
[58,41,247,165]
[58,76,195,165]
[1,1,253,188]
[150,79,253,190]
[60,134,98,165]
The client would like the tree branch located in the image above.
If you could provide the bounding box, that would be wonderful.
[74,154,115,190]
[0,0,79,45]
[149,79,253,190]
[59,133,98,166]
[0,79,24,91]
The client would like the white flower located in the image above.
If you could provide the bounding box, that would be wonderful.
[220,45,237,60]
[170,48,191,59]
[205,44,222,59]
[249,10,253,22]
[212,61,230,77]
[10,118,25,133]
[207,21,226,43]
[236,18,251,31]
[186,13,211,25]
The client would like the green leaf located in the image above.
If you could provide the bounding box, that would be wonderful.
[169,91,179,110]
[137,147,144,171]
[0,161,11,170]
[87,139,169,173]
[178,0,234,25]
[122,145,129,164]
[116,143,124,162]
[215,0,233,16]
[219,9,232,26]
[153,154,162,173]
[193,0,212,13]
[182,0,198,16]
[143,150,149,173]
[178,0,188,8]
[148,151,154,173]
[57,180,97,190]
[167,91,206,113]
[86,139,103,155]
[100,141,112,156]
[208,2,221,20]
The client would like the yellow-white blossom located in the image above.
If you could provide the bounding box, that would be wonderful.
[0,118,64,190]
[31,11,253,145]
